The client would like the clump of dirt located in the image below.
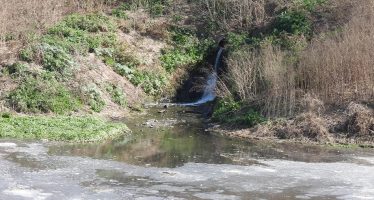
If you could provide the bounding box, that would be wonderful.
[300,93,325,115]
[273,113,331,142]
[0,41,20,66]
[0,69,18,113]
[344,103,374,138]
[211,101,373,145]
[212,112,331,143]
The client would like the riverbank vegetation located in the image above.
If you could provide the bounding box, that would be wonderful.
[0,113,129,142]
[0,0,216,141]
[0,0,373,144]
[210,0,373,143]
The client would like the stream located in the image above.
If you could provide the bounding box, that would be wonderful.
[1,106,374,200]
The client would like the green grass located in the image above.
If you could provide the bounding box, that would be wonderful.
[212,99,266,127]
[0,115,129,142]
[96,46,167,96]
[19,13,118,76]
[106,84,127,107]
[160,27,214,72]
[82,84,106,113]
[111,4,130,19]
[274,10,312,36]
[1,62,28,78]
[14,13,120,113]
[7,73,81,114]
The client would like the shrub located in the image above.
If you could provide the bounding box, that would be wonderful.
[212,99,266,127]
[95,44,166,96]
[212,99,241,121]
[132,71,167,95]
[160,27,214,72]
[106,84,127,107]
[219,1,374,119]
[63,13,117,32]
[161,49,199,72]
[37,43,74,75]
[274,10,312,36]
[221,44,297,117]
[227,32,248,49]
[111,4,129,19]
[3,63,28,78]
[112,63,133,76]
[7,73,81,114]
[1,113,11,119]
[18,13,119,76]
[82,84,106,112]
[19,47,34,62]
[150,2,165,17]
[45,26,91,54]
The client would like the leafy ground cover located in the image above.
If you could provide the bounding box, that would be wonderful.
[0,114,129,142]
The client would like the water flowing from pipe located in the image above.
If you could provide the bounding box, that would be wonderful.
[184,47,224,106]
[147,47,224,108]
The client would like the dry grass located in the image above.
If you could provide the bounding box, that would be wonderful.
[0,0,115,44]
[298,0,374,105]
[221,0,374,118]
[200,0,287,31]
[344,103,374,138]
[223,44,297,117]
[271,112,331,142]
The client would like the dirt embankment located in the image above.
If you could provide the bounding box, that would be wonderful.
[0,9,172,119]
[210,102,374,146]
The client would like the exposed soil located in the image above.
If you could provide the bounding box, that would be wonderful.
[0,76,17,113]
[0,11,171,119]
[69,54,145,119]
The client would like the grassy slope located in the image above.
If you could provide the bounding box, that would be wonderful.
[0,1,209,142]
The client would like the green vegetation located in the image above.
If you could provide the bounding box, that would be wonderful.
[0,115,129,142]
[106,84,127,107]
[8,73,81,114]
[213,99,266,127]
[13,13,124,113]
[1,113,11,119]
[19,13,117,76]
[82,84,106,113]
[111,3,130,19]
[61,13,117,33]
[1,62,28,78]
[96,46,167,96]
[274,10,312,36]
[132,0,170,17]
[160,27,214,72]
[211,0,325,123]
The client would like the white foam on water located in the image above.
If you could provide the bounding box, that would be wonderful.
[3,188,52,200]
[0,143,17,148]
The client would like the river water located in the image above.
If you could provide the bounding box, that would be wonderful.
[1,106,374,200]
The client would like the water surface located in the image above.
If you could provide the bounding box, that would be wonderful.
[1,106,374,199]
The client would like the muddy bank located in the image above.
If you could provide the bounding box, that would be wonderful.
[208,103,374,147]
